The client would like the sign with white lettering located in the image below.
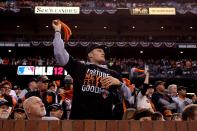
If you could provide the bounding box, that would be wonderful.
[17,66,68,75]
[35,6,80,14]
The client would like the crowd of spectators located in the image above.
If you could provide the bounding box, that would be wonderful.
[0,72,197,121]
[108,58,197,78]
[0,75,73,120]
[1,56,197,78]
[0,56,56,66]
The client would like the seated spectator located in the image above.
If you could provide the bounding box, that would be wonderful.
[132,109,153,121]
[168,84,177,98]
[182,104,197,121]
[13,85,21,98]
[172,86,192,113]
[48,82,58,93]
[137,72,155,112]
[151,112,165,121]
[152,81,176,114]
[10,108,27,120]
[19,78,38,99]
[47,104,63,120]
[23,96,58,120]
[163,109,172,121]
[37,75,50,95]
[1,80,18,102]
[171,113,182,121]
[0,98,12,119]
[0,81,15,107]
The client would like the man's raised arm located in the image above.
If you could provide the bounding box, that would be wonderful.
[52,20,69,66]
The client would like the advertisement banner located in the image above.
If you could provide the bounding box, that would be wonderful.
[35,6,80,14]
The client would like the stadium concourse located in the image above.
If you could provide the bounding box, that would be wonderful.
[0,1,197,131]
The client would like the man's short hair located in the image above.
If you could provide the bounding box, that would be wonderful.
[154,81,165,88]
[23,96,40,115]
[167,84,177,91]
[133,109,153,120]
[177,86,187,92]
[0,98,11,107]
[182,104,197,121]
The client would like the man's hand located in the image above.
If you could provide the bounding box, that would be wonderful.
[101,76,121,89]
[52,19,61,32]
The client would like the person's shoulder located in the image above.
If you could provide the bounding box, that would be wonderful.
[67,56,86,66]
[172,97,178,101]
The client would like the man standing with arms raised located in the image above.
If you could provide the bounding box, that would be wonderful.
[52,20,131,120]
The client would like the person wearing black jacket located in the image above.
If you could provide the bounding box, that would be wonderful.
[52,20,131,120]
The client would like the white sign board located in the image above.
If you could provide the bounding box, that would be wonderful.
[35,6,80,14]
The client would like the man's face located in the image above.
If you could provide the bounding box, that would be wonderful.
[28,97,46,118]
[171,86,177,96]
[38,81,48,91]
[29,81,38,91]
[1,84,10,95]
[0,105,11,119]
[179,89,186,97]
[157,84,165,92]
[146,88,154,97]
[49,85,56,92]
[88,48,105,64]
[14,112,26,120]
[50,109,63,119]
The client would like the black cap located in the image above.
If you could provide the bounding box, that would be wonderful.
[86,44,106,56]
[148,84,154,89]
[37,75,50,83]
[0,98,11,107]
[28,78,37,83]
[47,104,62,112]
[154,81,166,87]
[13,108,25,113]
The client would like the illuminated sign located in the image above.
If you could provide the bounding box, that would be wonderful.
[17,66,34,75]
[17,66,68,76]
[35,6,80,14]
[131,8,149,15]
[148,8,176,15]
[130,7,176,15]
